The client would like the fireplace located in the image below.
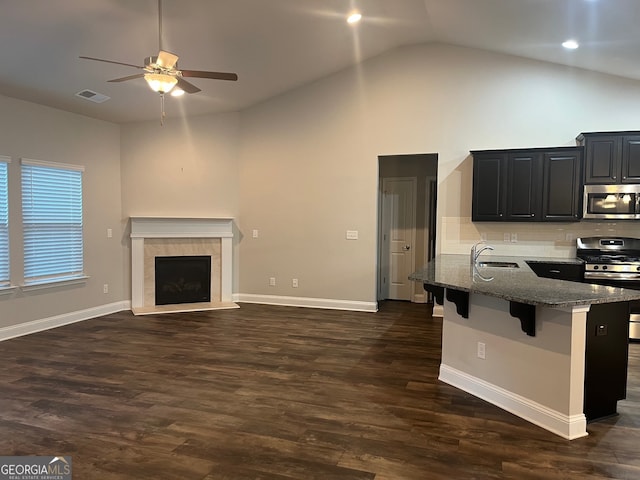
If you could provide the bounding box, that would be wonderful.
[130,217,237,315]
[155,255,211,305]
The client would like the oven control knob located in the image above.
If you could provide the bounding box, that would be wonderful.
[593,265,599,270]
[603,265,608,270]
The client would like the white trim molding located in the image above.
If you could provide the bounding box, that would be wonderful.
[439,364,588,440]
[0,301,129,342]
[236,293,377,312]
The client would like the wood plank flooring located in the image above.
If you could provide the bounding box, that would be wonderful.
[0,301,639,479]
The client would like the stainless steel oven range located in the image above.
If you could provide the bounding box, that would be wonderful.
[577,236,640,340]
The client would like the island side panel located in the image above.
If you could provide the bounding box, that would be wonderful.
[439,292,589,439]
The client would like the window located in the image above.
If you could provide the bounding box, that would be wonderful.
[0,157,9,287]
[21,158,84,286]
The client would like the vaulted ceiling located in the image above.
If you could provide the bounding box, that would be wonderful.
[0,0,637,124]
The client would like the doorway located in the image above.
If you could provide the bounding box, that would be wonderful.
[378,154,438,302]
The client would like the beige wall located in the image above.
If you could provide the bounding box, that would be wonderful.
[120,112,241,294]
[236,43,640,304]
[0,95,122,328]
[6,41,640,330]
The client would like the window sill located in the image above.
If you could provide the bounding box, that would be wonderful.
[0,285,18,296]
[21,275,90,292]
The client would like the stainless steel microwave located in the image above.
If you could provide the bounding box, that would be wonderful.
[583,184,640,219]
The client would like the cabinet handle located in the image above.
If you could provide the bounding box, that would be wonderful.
[549,270,561,274]
[531,214,535,217]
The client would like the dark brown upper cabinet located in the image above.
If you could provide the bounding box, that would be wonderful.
[577,131,640,184]
[472,147,582,222]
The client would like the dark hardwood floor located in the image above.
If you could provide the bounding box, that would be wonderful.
[0,301,639,479]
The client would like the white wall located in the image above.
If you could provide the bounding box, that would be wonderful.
[0,95,122,329]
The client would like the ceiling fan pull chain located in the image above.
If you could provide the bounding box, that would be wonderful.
[160,93,165,126]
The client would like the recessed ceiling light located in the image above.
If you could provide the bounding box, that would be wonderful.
[347,11,362,24]
[562,39,579,50]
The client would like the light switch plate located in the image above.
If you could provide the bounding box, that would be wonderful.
[346,230,359,240]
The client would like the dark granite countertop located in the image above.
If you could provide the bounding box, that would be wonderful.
[409,254,640,308]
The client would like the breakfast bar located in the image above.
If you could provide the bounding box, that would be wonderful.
[410,254,640,439]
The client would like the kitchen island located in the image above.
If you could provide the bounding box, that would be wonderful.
[410,254,640,440]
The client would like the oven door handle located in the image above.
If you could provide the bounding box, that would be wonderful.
[584,272,640,281]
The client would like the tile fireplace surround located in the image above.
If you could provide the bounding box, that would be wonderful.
[130,217,238,315]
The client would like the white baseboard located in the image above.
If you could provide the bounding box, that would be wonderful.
[0,300,130,342]
[412,293,427,303]
[439,364,588,440]
[234,293,378,312]
[432,304,444,318]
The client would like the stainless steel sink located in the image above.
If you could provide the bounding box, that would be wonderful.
[476,261,519,268]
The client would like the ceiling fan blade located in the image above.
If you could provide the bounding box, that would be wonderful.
[157,50,178,69]
[79,56,143,69]
[108,73,145,83]
[176,77,201,94]
[181,70,238,81]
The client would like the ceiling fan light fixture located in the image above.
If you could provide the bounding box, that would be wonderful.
[347,11,362,24]
[144,73,178,93]
[170,87,185,97]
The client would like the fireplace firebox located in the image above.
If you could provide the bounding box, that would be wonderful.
[155,255,211,305]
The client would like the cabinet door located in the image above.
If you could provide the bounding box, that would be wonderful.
[621,135,640,183]
[584,302,630,421]
[542,150,582,221]
[505,152,542,221]
[472,153,506,221]
[584,135,619,184]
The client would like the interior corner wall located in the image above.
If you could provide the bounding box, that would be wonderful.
[237,43,640,305]
[119,112,241,295]
[0,94,123,330]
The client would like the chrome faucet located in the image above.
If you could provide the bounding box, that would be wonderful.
[471,241,494,265]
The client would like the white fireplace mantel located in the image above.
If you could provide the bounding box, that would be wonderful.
[130,217,235,314]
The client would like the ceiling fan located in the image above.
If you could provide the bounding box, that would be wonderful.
[79,0,237,122]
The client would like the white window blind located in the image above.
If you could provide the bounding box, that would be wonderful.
[0,157,9,287]
[21,159,84,285]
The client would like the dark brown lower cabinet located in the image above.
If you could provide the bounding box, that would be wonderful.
[584,301,630,421]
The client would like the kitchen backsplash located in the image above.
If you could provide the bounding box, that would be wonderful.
[441,216,640,257]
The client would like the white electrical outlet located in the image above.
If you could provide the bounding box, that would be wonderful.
[252,229,259,238]
[477,342,486,359]
[292,278,299,288]
[503,233,510,242]
[480,233,487,241]
[346,230,359,240]
[511,233,518,243]
[107,228,113,238]
[103,284,109,294]
[269,277,276,286]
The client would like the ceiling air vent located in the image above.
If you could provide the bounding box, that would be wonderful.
[75,89,110,104]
